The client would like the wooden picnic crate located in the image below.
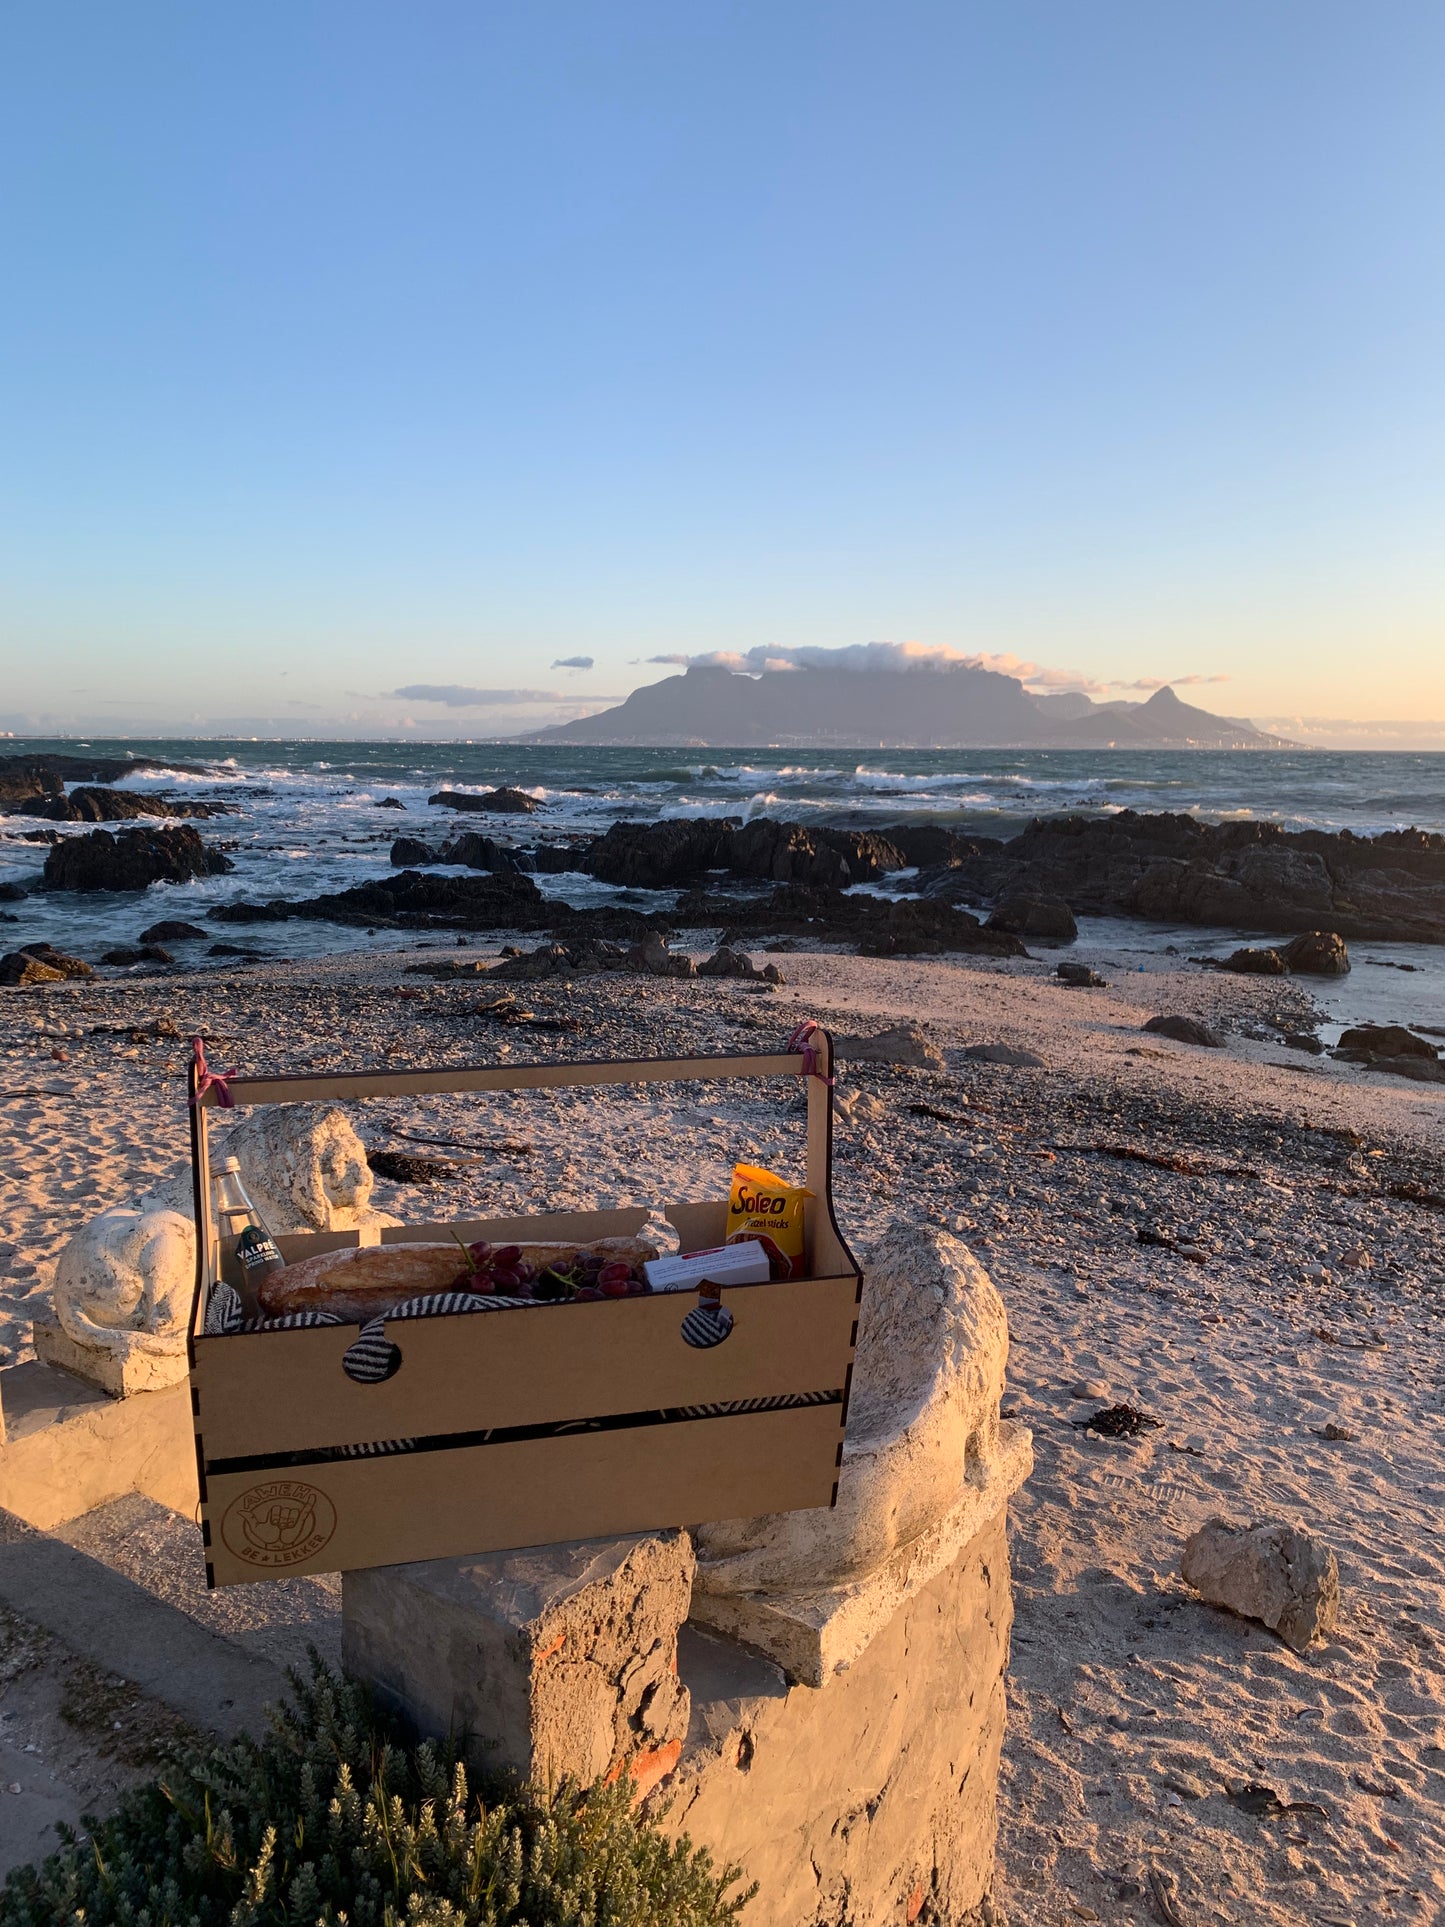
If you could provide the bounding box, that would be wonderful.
[187,1029,861,1587]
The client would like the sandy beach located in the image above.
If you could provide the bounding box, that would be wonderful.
[2,936,1443,1922]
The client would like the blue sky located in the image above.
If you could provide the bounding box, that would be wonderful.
[1,2,1442,739]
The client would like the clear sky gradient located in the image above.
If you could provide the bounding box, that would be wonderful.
[1,3,1442,739]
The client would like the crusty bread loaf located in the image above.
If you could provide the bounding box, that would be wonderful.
[256,1236,658,1323]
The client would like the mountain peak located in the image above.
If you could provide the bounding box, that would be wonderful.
[527,664,1293,749]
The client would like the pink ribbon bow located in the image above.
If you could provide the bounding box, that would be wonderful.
[190,1036,238,1109]
[786,1019,835,1087]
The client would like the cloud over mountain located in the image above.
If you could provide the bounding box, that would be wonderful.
[643,641,1233,698]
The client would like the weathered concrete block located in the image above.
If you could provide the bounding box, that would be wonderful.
[0,1361,197,1530]
[341,1531,694,1785]
[1181,1515,1340,1651]
[662,1512,1014,1927]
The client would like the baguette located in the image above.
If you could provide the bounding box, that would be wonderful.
[256,1236,658,1324]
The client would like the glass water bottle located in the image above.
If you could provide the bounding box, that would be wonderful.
[213,1155,285,1321]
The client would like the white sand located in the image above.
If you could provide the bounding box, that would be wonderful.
[2,941,1443,1922]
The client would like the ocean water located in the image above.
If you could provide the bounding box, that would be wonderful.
[2,738,1442,1036]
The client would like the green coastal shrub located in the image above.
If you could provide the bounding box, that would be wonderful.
[0,1658,751,1927]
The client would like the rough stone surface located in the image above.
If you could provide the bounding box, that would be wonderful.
[697,945,780,983]
[342,1532,695,1784]
[139,920,208,943]
[690,1226,1031,1681]
[47,1105,392,1395]
[428,787,539,814]
[148,1102,392,1236]
[1056,962,1106,987]
[1143,1013,1225,1048]
[26,786,230,823]
[1181,1516,1340,1651]
[50,1209,197,1394]
[922,810,1445,942]
[0,945,94,985]
[986,893,1078,942]
[0,1364,196,1528]
[962,1042,1046,1067]
[42,825,234,892]
[1280,929,1351,974]
[1220,946,1287,975]
[390,836,442,867]
[663,1517,1012,1927]
[1335,1023,1438,1061]
[835,1023,945,1070]
[587,817,737,889]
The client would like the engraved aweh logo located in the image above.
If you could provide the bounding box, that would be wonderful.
[221,1480,337,1568]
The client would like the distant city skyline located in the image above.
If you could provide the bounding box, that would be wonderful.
[2,3,1442,738]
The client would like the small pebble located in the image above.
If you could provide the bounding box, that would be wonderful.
[1322,1422,1358,1442]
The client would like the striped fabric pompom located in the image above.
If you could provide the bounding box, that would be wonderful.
[680,1303,734,1349]
[674,1391,834,1419]
[341,1317,403,1383]
[203,1284,245,1335]
[386,1292,491,1320]
[253,1310,346,1331]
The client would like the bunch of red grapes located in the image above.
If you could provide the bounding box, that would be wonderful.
[450,1241,651,1302]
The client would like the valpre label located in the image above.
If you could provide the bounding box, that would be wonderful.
[221,1480,337,1568]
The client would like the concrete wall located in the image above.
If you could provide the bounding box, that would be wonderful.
[662,1515,1012,1927]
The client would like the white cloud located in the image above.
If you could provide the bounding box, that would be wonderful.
[644,640,1110,694]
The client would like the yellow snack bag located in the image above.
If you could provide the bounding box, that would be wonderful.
[726,1162,810,1279]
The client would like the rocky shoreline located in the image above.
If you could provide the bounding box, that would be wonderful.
[4,754,1445,981]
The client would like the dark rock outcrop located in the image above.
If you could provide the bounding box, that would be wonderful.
[881,824,991,870]
[1334,1025,1445,1082]
[1143,1014,1225,1048]
[0,762,61,812]
[1335,1024,1437,1061]
[1280,931,1350,975]
[588,818,738,888]
[1057,962,1105,987]
[728,821,854,889]
[532,843,592,873]
[32,786,232,822]
[390,837,444,867]
[43,826,235,892]
[673,883,1028,958]
[698,945,783,983]
[376,797,406,809]
[730,822,907,888]
[443,832,531,874]
[0,753,210,816]
[0,943,94,985]
[99,943,174,966]
[938,812,1445,943]
[211,869,551,932]
[0,882,27,902]
[986,894,1078,942]
[140,919,208,943]
[1219,946,1287,975]
[428,787,539,814]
